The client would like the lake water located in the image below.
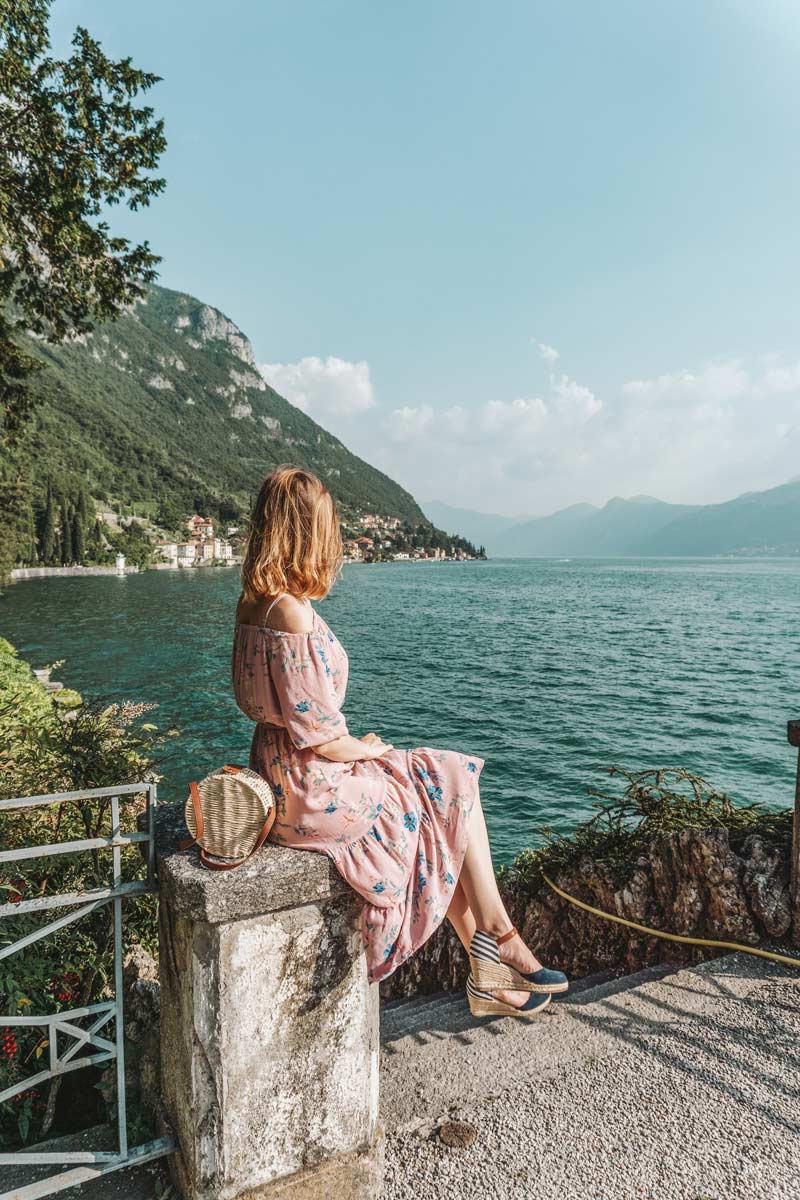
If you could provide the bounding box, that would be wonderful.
[2,558,798,864]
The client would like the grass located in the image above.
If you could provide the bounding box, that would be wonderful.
[499,766,793,895]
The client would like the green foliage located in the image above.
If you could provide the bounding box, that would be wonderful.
[7,282,430,561]
[0,0,166,445]
[500,765,793,895]
[0,471,35,582]
[108,521,155,570]
[0,642,176,1148]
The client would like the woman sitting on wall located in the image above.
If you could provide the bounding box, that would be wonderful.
[231,466,568,1017]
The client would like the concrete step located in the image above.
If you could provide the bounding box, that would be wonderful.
[379,962,677,1047]
[379,952,800,1200]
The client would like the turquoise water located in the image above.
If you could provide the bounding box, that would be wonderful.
[2,558,798,864]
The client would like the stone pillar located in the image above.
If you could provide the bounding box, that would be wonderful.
[155,805,383,1200]
[789,719,800,945]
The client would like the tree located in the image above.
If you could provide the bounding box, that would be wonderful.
[0,473,33,582]
[60,498,72,565]
[0,1,167,446]
[71,508,85,564]
[39,482,55,563]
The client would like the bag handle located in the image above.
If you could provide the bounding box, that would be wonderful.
[178,766,242,851]
[178,780,205,851]
[198,809,275,871]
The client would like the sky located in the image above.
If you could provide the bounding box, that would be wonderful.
[53,0,800,518]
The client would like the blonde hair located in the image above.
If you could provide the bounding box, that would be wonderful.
[240,466,343,602]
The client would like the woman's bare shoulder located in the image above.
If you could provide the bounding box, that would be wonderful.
[236,592,313,634]
[268,595,314,633]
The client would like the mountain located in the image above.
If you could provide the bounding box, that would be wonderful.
[18,284,426,524]
[493,495,699,557]
[480,481,800,557]
[421,500,527,548]
[637,479,800,555]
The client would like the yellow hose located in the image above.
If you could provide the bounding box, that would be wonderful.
[541,873,800,969]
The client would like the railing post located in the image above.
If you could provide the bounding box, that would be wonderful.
[788,720,800,946]
[154,804,383,1200]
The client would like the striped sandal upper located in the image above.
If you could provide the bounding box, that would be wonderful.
[469,927,569,994]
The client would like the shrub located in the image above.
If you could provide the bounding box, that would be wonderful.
[0,641,177,1148]
[500,765,793,895]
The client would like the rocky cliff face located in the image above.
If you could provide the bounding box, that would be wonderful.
[379,826,792,1000]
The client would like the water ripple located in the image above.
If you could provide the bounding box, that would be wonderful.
[2,557,798,863]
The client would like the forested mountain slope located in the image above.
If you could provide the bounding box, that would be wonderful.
[19,284,424,524]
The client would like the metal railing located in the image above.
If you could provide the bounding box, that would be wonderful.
[0,783,174,1199]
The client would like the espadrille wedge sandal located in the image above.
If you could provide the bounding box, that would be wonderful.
[466,974,553,1019]
[469,927,569,995]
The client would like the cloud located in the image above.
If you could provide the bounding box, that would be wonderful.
[622,361,750,404]
[536,342,560,364]
[374,354,800,515]
[385,404,435,441]
[258,356,375,418]
[551,373,601,419]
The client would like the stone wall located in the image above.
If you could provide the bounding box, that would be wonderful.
[10,566,138,579]
[379,826,792,1000]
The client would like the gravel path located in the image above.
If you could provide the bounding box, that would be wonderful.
[380,955,800,1200]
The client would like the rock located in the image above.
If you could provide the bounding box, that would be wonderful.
[741,834,792,937]
[437,1120,477,1149]
[122,944,158,989]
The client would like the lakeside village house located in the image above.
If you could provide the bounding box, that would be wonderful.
[156,511,471,568]
[342,513,472,561]
[156,515,235,568]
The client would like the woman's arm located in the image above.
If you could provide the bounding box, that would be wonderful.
[315,733,393,762]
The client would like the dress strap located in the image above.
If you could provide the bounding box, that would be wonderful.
[261,593,287,626]
[260,594,311,628]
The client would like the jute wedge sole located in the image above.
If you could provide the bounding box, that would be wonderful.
[466,976,553,1019]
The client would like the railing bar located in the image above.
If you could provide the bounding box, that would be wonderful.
[0,1151,123,1165]
[2,1002,114,1027]
[0,833,150,864]
[146,782,157,889]
[0,1050,115,1103]
[54,1023,115,1063]
[110,794,128,1159]
[0,899,109,962]
[0,783,151,809]
[0,881,151,920]
[0,1137,176,1199]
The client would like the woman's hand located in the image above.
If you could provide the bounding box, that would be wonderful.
[361,731,393,757]
[360,735,393,759]
[315,733,393,762]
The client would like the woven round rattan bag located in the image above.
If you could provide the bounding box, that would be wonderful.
[180,764,275,870]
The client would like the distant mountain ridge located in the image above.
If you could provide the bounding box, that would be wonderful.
[19,283,426,523]
[426,481,800,557]
[421,500,526,547]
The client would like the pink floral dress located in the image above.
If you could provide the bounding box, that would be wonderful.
[231,604,484,983]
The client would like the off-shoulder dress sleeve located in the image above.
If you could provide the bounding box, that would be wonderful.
[267,630,349,749]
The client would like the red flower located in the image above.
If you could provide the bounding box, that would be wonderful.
[51,972,81,1004]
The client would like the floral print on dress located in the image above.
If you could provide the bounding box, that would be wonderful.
[232,606,484,983]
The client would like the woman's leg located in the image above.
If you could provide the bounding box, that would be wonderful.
[454,792,545,1005]
[446,878,475,952]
